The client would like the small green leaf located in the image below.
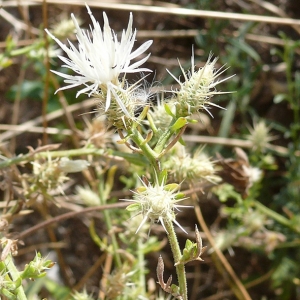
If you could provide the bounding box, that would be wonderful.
[164,183,179,192]
[164,103,175,117]
[126,203,140,212]
[174,192,186,200]
[170,117,187,131]
[187,118,198,124]
[158,169,168,185]
[178,136,186,146]
[136,186,147,193]
[185,239,193,249]
[1,288,16,299]
[170,284,180,294]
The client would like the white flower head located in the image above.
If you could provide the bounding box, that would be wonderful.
[125,180,190,234]
[242,165,262,187]
[45,5,153,116]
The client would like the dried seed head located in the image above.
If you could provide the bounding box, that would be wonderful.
[104,265,136,300]
[28,156,89,194]
[81,116,113,149]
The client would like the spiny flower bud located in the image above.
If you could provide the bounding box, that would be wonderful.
[246,120,274,152]
[52,18,78,40]
[76,186,100,207]
[164,146,220,184]
[97,75,155,129]
[167,51,233,118]
[148,98,173,132]
[71,289,94,300]
[98,86,145,129]
[125,180,189,234]
[21,252,54,280]
[103,265,137,299]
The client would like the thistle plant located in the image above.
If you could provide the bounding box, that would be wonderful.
[1,2,299,298]
[0,4,236,299]
[43,5,232,299]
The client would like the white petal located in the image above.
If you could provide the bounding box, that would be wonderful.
[110,86,131,117]
[129,40,153,60]
[173,219,188,234]
[105,88,111,111]
[135,214,148,234]
[166,69,182,85]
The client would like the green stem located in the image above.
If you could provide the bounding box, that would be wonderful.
[10,41,43,57]
[129,127,160,174]
[253,200,300,233]
[137,237,146,295]
[164,219,187,300]
[5,254,27,300]
[0,147,148,169]
[153,126,175,154]
[98,181,122,268]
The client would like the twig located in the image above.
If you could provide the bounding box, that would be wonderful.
[42,0,50,145]
[183,134,300,157]
[27,0,300,27]
[191,189,252,300]
[248,0,300,35]
[0,7,40,35]
[0,125,72,135]
[50,73,82,148]
[17,202,128,240]
[0,98,96,142]
[73,253,106,294]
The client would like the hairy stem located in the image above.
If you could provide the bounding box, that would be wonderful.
[164,219,187,300]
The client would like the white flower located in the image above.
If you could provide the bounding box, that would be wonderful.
[242,165,262,186]
[45,5,153,116]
